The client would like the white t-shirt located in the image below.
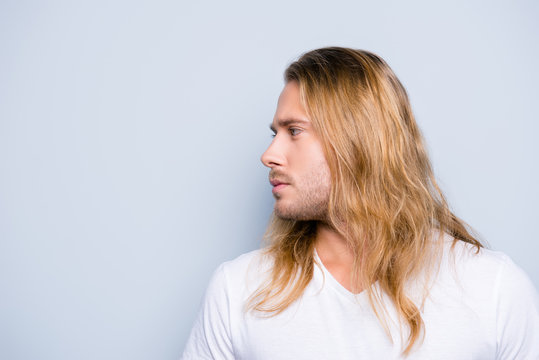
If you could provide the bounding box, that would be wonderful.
[181,236,539,359]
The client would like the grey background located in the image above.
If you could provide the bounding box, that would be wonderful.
[1,0,537,359]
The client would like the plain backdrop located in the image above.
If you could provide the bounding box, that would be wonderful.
[1,0,538,359]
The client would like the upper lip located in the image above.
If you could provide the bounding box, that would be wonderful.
[270,179,289,186]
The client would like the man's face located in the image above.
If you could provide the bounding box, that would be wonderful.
[261,81,331,221]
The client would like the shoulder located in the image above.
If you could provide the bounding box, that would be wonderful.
[182,249,270,360]
[424,235,539,357]
[426,234,538,312]
[441,236,539,348]
[438,234,517,279]
[443,237,534,287]
[221,248,272,273]
[207,248,274,300]
[219,248,273,281]
[451,243,539,358]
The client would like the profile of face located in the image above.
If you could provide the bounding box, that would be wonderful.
[261,81,331,221]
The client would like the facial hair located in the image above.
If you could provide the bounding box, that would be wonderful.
[271,158,331,222]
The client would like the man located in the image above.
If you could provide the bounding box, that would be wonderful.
[181,47,539,359]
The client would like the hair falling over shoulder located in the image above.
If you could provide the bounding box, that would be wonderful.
[246,47,483,357]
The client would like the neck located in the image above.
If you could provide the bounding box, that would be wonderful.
[314,222,354,268]
[314,221,360,293]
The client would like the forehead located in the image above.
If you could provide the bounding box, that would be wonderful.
[272,81,310,128]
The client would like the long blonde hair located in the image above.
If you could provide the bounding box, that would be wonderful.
[247,47,482,356]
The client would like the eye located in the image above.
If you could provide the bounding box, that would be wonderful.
[270,127,303,138]
[289,127,303,136]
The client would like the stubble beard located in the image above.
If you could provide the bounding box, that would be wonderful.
[273,162,331,222]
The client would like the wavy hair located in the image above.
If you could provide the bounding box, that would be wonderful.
[246,47,483,356]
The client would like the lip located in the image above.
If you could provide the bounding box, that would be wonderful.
[272,183,288,194]
[270,179,288,186]
[270,179,289,194]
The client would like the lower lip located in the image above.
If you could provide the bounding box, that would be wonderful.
[272,184,288,194]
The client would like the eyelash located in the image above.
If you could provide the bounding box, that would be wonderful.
[271,127,302,138]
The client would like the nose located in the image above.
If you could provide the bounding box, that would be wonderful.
[260,138,284,168]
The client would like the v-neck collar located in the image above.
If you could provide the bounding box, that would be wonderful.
[313,248,369,304]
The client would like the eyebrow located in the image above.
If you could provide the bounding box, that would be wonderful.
[269,118,310,133]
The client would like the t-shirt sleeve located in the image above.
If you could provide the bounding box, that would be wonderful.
[495,254,539,359]
[181,263,235,360]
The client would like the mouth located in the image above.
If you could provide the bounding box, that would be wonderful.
[272,183,288,194]
[270,179,288,186]
[270,179,289,194]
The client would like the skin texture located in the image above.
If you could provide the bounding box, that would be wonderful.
[261,81,357,293]
[261,81,331,222]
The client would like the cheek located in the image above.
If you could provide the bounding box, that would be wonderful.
[290,142,331,185]
[298,161,331,189]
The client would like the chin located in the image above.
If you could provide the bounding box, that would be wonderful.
[280,203,328,221]
[274,204,299,221]
[274,207,323,222]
